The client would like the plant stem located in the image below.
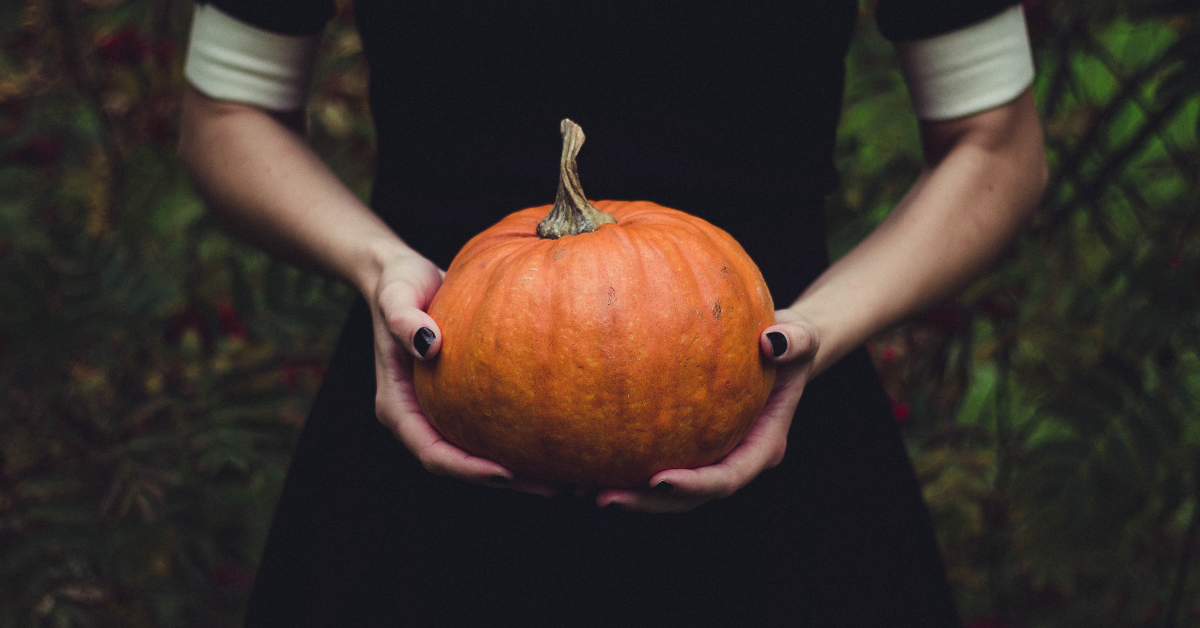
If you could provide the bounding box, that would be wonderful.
[1163,481,1200,628]
[536,119,617,240]
[986,342,1016,623]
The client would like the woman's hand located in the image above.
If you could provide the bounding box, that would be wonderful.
[595,309,820,513]
[370,251,556,497]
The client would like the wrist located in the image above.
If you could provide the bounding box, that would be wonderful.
[784,299,862,377]
[350,236,423,299]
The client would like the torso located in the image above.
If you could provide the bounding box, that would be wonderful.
[243,4,964,625]
[353,1,858,300]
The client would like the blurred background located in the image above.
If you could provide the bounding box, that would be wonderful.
[1,0,1197,626]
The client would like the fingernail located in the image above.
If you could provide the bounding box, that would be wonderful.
[414,327,435,357]
[653,480,674,493]
[767,331,787,357]
[488,474,511,484]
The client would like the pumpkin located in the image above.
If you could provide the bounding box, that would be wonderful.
[413,120,775,488]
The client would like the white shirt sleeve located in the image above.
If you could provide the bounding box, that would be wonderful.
[895,5,1036,121]
[184,4,322,111]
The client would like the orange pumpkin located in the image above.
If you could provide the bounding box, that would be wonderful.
[413,120,775,488]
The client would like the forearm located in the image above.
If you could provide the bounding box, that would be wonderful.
[794,89,1047,376]
[177,86,413,297]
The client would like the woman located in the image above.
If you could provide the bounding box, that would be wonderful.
[179,1,1047,625]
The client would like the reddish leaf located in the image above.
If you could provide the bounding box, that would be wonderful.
[95,27,149,65]
[210,563,255,590]
[215,301,247,340]
[888,394,912,426]
[12,136,63,166]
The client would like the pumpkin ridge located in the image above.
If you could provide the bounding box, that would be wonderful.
[414,122,776,487]
[448,207,554,274]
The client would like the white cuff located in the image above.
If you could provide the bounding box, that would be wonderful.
[896,5,1035,121]
[184,4,321,111]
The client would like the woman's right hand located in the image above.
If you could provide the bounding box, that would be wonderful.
[369,250,557,497]
[177,87,552,496]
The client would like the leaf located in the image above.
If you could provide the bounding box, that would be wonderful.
[262,259,293,313]
[227,255,259,321]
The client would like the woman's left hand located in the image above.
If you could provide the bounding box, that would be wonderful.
[595,308,820,513]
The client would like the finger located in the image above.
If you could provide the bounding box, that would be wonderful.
[596,443,772,513]
[595,486,709,513]
[388,416,558,497]
[760,321,816,364]
[379,283,443,360]
[377,388,557,498]
[596,384,800,513]
[503,477,560,498]
[416,438,557,497]
[594,431,782,512]
[371,279,551,498]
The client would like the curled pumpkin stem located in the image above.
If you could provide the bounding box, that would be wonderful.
[536,119,617,239]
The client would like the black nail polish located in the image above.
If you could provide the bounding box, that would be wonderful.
[488,475,511,484]
[414,327,435,357]
[654,481,674,493]
[767,331,787,357]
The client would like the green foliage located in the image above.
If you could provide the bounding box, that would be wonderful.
[0,1,362,625]
[839,1,1200,625]
[2,0,1198,626]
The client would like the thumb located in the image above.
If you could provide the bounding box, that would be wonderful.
[379,283,444,361]
[760,320,817,365]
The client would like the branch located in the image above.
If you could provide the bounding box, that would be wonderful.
[1162,479,1200,628]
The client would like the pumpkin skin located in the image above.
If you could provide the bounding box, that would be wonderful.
[413,199,776,488]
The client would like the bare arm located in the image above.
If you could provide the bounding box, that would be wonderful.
[178,85,554,496]
[603,88,1047,512]
[177,85,409,297]
[792,88,1047,374]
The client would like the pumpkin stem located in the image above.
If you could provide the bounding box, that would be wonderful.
[536,119,617,239]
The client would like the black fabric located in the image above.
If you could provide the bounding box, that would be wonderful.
[358,0,855,275]
[876,0,1020,42]
[199,0,1025,50]
[246,301,960,628]
[235,1,966,626]
[204,0,335,36]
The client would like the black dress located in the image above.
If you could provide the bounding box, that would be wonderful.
[211,1,1015,625]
